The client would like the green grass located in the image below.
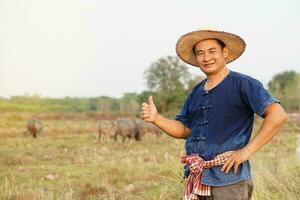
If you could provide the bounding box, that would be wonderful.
[0,112,299,199]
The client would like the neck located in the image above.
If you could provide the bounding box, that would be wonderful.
[206,67,229,83]
[204,67,229,90]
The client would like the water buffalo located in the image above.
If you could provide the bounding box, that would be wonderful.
[97,119,115,142]
[114,117,143,143]
[27,119,43,138]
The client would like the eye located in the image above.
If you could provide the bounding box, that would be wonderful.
[209,50,216,54]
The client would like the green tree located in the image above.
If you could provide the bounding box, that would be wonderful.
[144,56,191,114]
[144,56,191,93]
[120,92,139,114]
[268,70,300,112]
[137,90,153,105]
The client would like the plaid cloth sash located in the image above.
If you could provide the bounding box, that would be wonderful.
[181,151,234,200]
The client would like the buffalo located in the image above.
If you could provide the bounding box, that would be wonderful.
[26,119,43,138]
[97,119,115,142]
[114,117,143,143]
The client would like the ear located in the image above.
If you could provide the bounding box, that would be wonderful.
[223,47,229,59]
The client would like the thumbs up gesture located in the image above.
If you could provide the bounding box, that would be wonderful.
[140,96,158,123]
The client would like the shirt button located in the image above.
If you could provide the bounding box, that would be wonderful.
[200,121,208,125]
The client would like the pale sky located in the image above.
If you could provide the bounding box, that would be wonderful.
[0,0,299,98]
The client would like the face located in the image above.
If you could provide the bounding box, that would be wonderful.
[194,39,228,75]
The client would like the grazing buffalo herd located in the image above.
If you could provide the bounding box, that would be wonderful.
[26,117,161,142]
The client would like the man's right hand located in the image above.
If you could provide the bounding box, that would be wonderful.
[140,96,158,123]
[140,95,190,139]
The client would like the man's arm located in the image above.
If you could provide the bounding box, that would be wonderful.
[152,114,190,139]
[221,102,287,174]
[140,96,190,139]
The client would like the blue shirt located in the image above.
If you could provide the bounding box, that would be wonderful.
[175,70,278,186]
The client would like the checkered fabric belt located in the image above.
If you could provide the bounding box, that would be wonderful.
[181,151,234,200]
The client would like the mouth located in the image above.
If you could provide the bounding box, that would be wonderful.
[203,63,214,68]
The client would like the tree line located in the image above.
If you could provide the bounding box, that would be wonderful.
[0,56,299,115]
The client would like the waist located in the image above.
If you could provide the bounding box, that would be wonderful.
[184,160,252,186]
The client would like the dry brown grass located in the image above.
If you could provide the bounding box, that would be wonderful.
[0,112,299,200]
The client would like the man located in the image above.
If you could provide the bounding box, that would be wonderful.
[140,29,287,200]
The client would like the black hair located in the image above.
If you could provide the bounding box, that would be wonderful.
[215,39,226,49]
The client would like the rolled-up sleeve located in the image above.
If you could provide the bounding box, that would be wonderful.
[175,94,192,129]
[241,78,280,117]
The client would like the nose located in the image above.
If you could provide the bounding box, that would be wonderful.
[203,52,211,62]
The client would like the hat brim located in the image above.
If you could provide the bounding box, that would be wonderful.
[176,30,246,67]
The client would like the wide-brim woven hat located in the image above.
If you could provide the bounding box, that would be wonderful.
[176,29,246,67]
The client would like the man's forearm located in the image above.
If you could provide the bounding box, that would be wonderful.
[153,114,190,139]
[244,104,287,155]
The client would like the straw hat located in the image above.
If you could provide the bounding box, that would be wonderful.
[176,29,246,67]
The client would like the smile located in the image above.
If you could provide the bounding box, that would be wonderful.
[203,63,214,67]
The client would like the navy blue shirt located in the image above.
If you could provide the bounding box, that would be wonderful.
[175,70,278,186]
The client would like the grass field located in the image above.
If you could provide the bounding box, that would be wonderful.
[0,112,299,200]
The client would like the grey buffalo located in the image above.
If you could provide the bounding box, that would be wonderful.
[97,120,115,142]
[114,118,143,143]
[27,119,43,138]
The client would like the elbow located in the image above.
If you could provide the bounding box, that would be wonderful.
[276,107,288,125]
[279,104,288,124]
[281,111,288,124]
[265,103,288,125]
